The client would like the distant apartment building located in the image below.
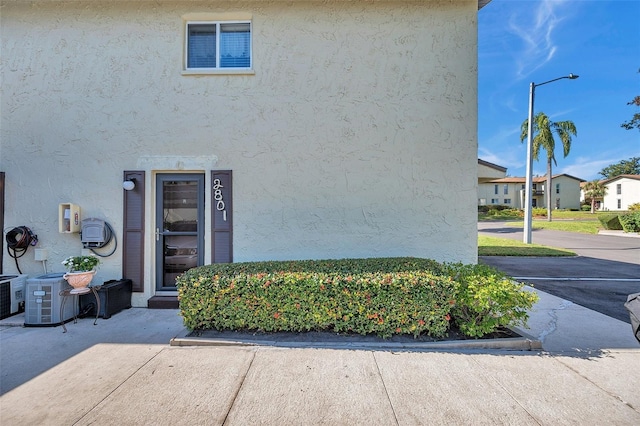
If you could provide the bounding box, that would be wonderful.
[581,175,640,211]
[479,172,584,210]
[602,175,640,211]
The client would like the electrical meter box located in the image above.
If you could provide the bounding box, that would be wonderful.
[81,218,107,248]
[59,203,81,233]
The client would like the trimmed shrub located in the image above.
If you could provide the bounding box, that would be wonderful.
[443,263,538,338]
[532,207,547,217]
[628,203,640,212]
[619,212,640,233]
[580,204,591,211]
[481,208,522,219]
[598,214,623,230]
[177,258,538,339]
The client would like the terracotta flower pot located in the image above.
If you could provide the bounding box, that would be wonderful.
[63,270,96,292]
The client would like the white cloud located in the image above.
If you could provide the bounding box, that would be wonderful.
[507,0,569,80]
[558,156,630,181]
[479,144,526,174]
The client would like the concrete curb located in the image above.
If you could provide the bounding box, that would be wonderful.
[597,230,640,238]
[170,327,543,351]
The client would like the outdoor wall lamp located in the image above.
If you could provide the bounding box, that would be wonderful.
[523,73,579,244]
[122,179,136,191]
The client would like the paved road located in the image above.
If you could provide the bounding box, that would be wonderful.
[478,222,640,323]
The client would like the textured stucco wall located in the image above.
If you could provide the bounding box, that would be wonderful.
[477,182,513,207]
[551,175,582,210]
[603,178,640,211]
[1,1,479,305]
[478,162,507,183]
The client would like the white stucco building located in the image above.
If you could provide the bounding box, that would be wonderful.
[477,159,507,185]
[478,174,584,210]
[1,0,487,308]
[601,175,640,211]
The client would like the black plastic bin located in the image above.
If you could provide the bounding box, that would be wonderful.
[79,279,132,319]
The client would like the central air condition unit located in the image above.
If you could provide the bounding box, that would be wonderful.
[0,274,27,320]
[25,273,76,326]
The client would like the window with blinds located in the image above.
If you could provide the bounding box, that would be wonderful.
[186,21,251,70]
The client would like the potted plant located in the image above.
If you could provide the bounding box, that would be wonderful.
[62,255,100,291]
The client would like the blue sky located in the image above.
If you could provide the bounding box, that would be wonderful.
[478,0,640,181]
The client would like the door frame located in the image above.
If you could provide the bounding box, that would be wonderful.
[155,173,205,292]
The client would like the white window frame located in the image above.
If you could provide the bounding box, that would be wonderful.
[184,20,253,75]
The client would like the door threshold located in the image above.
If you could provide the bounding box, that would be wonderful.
[148,295,179,309]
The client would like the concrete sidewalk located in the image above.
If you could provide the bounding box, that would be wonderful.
[1,286,639,425]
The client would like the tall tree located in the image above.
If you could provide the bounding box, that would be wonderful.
[620,95,640,131]
[620,68,640,131]
[582,180,607,214]
[520,112,577,222]
[598,157,640,179]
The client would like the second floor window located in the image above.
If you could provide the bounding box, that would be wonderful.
[186,21,251,70]
[617,184,622,195]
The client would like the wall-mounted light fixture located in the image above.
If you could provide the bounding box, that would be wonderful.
[122,179,136,191]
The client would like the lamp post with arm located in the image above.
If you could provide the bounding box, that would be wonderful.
[523,73,579,244]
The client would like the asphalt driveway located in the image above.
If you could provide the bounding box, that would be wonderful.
[478,222,640,323]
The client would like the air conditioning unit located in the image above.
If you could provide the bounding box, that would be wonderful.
[0,274,27,319]
[25,273,76,326]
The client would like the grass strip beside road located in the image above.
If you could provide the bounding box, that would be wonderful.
[478,235,576,257]
[504,220,602,234]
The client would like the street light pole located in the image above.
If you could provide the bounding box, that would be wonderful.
[523,73,579,244]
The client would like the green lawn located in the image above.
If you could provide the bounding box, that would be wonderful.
[547,210,602,220]
[504,219,602,234]
[479,209,606,234]
[478,235,576,257]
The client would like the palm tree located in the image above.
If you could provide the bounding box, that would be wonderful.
[520,112,577,221]
[583,180,607,213]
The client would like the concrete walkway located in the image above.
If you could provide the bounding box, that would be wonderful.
[1,293,639,425]
[1,224,639,424]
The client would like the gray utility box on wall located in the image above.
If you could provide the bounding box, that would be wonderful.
[25,273,75,326]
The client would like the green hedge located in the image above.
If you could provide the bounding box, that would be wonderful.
[443,263,538,337]
[176,258,538,339]
[598,214,623,230]
[619,212,640,233]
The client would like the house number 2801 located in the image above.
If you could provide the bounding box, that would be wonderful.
[213,179,227,221]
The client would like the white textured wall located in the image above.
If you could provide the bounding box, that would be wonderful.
[603,178,640,211]
[477,162,506,183]
[551,175,582,210]
[1,1,479,304]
